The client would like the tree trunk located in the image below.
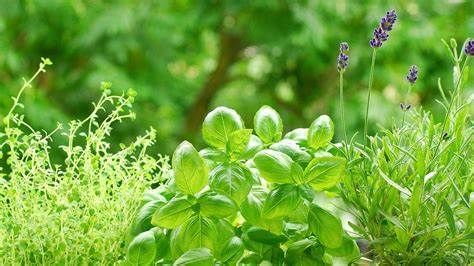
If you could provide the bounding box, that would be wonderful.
[184,31,243,134]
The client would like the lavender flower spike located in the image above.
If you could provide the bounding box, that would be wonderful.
[406,65,419,84]
[370,9,397,48]
[340,42,349,52]
[337,42,350,72]
[465,39,474,56]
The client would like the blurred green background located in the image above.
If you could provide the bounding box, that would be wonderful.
[1,0,473,154]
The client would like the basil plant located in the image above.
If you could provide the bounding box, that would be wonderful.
[126,106,358,265]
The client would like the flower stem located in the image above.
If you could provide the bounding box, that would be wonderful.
[364,48,377,144]
[431,56,471,160]
[339,72,348,143]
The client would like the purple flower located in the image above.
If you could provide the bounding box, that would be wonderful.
[465,39,474,56]
[340,42,349,53]
[380,10,397,31]
[337,42,349,72]
[370,9,397,48]
[406,65,419,84]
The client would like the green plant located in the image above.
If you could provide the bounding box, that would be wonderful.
[127,106,359,265]
[0,60,167,264]
[339,40,473,264]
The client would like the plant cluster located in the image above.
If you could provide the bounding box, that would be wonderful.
[126,106,359,265]
[336,8,473,262]
[0,59,167,264]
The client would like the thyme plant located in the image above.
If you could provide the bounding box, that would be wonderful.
[0,59,166,264]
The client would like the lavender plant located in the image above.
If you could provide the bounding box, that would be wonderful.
[364,9,398,143]
[339,38,473,264]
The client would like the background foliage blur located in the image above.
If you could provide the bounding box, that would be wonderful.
[1,0,473,154]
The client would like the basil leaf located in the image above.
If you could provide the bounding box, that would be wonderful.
[239,134,264,160]
[131,199,166,236]
[284,128,309,146]
[202,107,244,148]
[246,226,287,245]
[127,230,157,266]
[209,163,253,204]
[254,105,283,143]
[151,196,195,229]
[325,235,359,259]
[285,237,317,262]
[307,115,334,149]
[173,141,208,195]
[270,139,312,166]
[217,236,244,264]
[262,184,301,219]
[303,155,345,191]
[150,227,170,261]
[173,248,214,266]
[172,215,219,254]
[240,186,268,225]
[228,129,253,157]
[253,149,294,183]
[198,191,237,218]
[308,203,343,248]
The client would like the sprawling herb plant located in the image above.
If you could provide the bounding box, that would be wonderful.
[339,39,473,264]
[127,106,359,265]
[0,59,167,264]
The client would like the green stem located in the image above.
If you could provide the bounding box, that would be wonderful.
[401,84,413,127]
[339,72,348,143]
[431,57,470,160]
[364,48,377,144]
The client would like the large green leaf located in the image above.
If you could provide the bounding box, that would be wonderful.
[202,106,244,148]
[217,236,244,265]
[253,149,294,183]
[253,105,283,143]
[239,134,264,160]
[285,237,317,262]
[240,186,268,225]
[197,191,237,218]
[131,199,166,236]
[262,184,301,219]
[127,230,156,266]
[303,155,345,191]
[308,204,343,248]
[307,115,334,149]
[209,163,253,204]
[172,141,208,195]
[228,129,253,156]
[284,128,309,146]
[150,228,170,261]
[270,139,311,166]
[173,248,214,266]
[151,196,195,229]
[325,235,360,259]
[172,215,219,254]
[246,226,287,245]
